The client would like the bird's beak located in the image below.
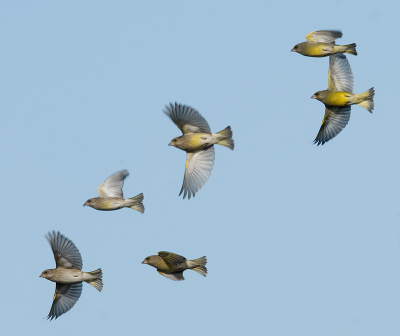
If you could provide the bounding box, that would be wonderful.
[39,274,43,278]
[83,201,88,207]
[291,47,296,52]
[311,94,317,99]
[142,260,147,264]
[168,141,174,146]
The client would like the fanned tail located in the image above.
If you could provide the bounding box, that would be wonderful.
[127,193,145,213]
[216,126,234,150]
[334,43,357,55]
[86,268,103,292]
[356,87,375,113]
[187,256,207,277]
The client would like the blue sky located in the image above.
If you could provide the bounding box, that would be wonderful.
[1,1,400,335]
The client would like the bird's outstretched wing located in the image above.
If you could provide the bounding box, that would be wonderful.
[313,106,351,146]
[47,283,82,320]
[98,169,129,198]
[328,54,354,93]
[46,231,82,270]
[164,102,211,134]
[180,145,215,199]
[306,30,342,43]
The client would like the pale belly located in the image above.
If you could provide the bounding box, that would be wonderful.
[54,269,84,283]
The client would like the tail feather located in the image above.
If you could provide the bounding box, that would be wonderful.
[86,268,103,292]
[356,87,375,113]
[334,43,357,55]
[216,126,234,150]
[187,256,207,277]
[127,193,145,213]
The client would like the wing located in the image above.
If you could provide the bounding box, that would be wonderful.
[313,106,351,146]
[328,54,354,93]
[46,231,82,270]
[164,102,211,135]
[158,251,186,267]
[157,271,185,281]
[306,30,342,43]
[47,283,82,320]
[98,169,129,198]
[180,146,215,199]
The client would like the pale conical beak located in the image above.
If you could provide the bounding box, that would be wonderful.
[291,47,296,52]
[142,260,148,264]
[311,95,317,99]
[168,141,174,146]
[39,274,43,278]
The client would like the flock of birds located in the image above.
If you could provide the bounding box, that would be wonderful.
[39,30,375,320]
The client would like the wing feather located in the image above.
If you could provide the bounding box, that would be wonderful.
[313,106,351,146]
[306,30,342,43]
[46,231,82,270]
[164,102,211,134]
[98,169,129,198]
[179,146,215,199]
[328,54,354,93]
[47,283,82,320]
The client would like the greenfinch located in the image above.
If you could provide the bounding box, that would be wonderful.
[291,30,357,57]
[312,54,375,145]
[164,102,234,199]
[142,251,207,281]
[84,169,144,213]
[40,231,103,320]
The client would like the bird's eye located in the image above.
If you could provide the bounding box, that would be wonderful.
[43,271,47,274]
[146,257,149,261]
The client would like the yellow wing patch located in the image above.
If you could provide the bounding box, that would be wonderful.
[185,152,194,169]
[305,31,316,42]
[53,289,59,301]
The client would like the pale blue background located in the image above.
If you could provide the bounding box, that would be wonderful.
[1,1,399,335]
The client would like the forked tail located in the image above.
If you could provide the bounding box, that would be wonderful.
[126,193,145,213]
[216,126,234,150]
[356,87,375,113]
[85,268,103,292]
[187,256,207,277]
[334,43,357,55]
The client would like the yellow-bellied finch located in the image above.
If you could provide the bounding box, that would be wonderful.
[39,231,103,320]
[164,102,234,199]
[142,251,207,281]
[312,54,374,145]
[84,169,144,213]
[291,30,356,57]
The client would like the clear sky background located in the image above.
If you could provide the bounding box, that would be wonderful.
[1,1,399,335]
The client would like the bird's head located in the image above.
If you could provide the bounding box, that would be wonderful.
[168,137,178,146]
[83,199,93,207]
[39,269,55,280]
[142,255,158,267]
[311,91,325,101]
[291,44,299,52]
